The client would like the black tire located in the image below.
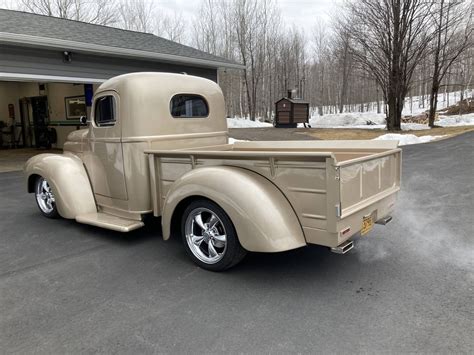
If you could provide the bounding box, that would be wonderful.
[34,176,59,218]
[181,199,246,271]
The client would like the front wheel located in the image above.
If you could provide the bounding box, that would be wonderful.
[181,199,246,271]
[34,176,59,218]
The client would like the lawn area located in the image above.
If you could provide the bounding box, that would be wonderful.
[303,125,474,140]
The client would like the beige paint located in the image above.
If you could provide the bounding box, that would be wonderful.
[146,143,401,249]
[159,166,307,252]
[24,152,97,218]
[25,72,402,252]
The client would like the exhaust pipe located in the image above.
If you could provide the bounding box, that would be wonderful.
[331,240,354,254]
[376,215,392,225]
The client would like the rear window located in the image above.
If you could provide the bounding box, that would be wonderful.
[170,95,209,118]
[94,96,116,127]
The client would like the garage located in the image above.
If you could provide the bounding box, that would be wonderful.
[0,9,243,150]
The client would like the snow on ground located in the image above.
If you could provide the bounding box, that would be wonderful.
[228,138,248,144]
[314,90,471,116]
[227,117,272,128]
[309,112,427,130]
[308,112,474,130]
[402,90,471,115]
[374,134,446,146]
[309,112,386,128]
[313,90,472,116]
[437,113,474,127]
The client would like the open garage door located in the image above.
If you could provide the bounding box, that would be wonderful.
[0,78,99,149]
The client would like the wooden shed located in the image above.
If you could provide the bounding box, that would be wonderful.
[274,92,310,128]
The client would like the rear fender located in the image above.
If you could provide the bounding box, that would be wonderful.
[24,153,96,219]
[162,166,306,252]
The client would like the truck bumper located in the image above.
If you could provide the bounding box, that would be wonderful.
[302,192,397,248]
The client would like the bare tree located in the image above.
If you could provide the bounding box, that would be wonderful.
[19,0,117,25]
[333,17,353,113]
[428,0,473,127]
[234,0,278,120]
[346,0,435,130]
[156,11,186,43]
[312,22,330,115]
[117,0,154,32]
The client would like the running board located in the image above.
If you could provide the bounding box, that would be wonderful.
[76,212,144,232]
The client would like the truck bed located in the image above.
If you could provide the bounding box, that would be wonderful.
[145,140,401,248]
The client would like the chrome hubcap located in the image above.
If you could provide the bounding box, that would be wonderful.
[185,207,227,264]
[35,178,55,214]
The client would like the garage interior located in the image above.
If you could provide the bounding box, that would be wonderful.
[0,8,243,170]
[0,79,101,172]
[0,80,99,150]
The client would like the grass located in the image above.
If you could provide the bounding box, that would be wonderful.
[300,125,474,140]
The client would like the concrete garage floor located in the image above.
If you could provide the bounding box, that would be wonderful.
[0,148,61,173]
[0,132,473,353]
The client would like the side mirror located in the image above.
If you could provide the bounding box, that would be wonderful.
[79,116,87,126]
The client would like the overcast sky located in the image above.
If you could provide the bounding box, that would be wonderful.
[1,0,339,37]
[158,0,337,35]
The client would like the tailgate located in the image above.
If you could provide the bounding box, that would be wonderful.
[337,149,401,218]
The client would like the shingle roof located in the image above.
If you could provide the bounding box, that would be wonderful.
[0,9,243,69]
[277,97,309,104]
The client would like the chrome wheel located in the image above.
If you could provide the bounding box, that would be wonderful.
[185,207,227,264]
[35,177,56,214]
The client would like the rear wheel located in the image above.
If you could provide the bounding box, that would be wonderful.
[34,176,59,218]
[181,199,246,271]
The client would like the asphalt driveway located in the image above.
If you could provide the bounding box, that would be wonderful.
[0,132,473,353]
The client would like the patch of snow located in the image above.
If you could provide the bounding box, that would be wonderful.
[227,117,272,128]
[310,112,387,128]
[309,112,432,130]
[437,113,474,127]
[312,90,472,116]
[228,138,248,144]
[374,134,446,146]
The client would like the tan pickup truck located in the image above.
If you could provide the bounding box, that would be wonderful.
[25,73,401,271]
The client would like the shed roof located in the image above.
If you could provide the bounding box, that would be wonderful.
[0,9,244,70]
[276,97,309,104]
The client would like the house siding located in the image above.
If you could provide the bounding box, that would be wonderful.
[0,45,218,82]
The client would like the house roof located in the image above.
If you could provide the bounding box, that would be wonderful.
[0,9,244,70]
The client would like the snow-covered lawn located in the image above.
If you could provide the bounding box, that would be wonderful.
[227,117,272,128]
[437,113,474,127]
[309,112,386,127]
[227,111,472,147]
[374,134,446,146]
[313,90,471,116]
[227,111,474,130]
[308,112,474,130]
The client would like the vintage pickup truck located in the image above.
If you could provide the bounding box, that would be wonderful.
[25,73,401,271]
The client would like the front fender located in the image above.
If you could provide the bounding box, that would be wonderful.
[24,153,96,219]
[162,166,306,252]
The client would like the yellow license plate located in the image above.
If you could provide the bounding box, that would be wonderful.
[361,215,374,236]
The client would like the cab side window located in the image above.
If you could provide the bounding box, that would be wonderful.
[170,94,209,118]
[94,96,116,127]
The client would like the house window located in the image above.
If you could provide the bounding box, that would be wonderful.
[94,96,116,127]
[170,95,209,118]
[65,96,86,120]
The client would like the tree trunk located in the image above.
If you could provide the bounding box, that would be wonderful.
[428,84,439,127]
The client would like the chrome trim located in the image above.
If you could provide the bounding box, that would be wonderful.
[376,216,393,225]
[330,240,354,254]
